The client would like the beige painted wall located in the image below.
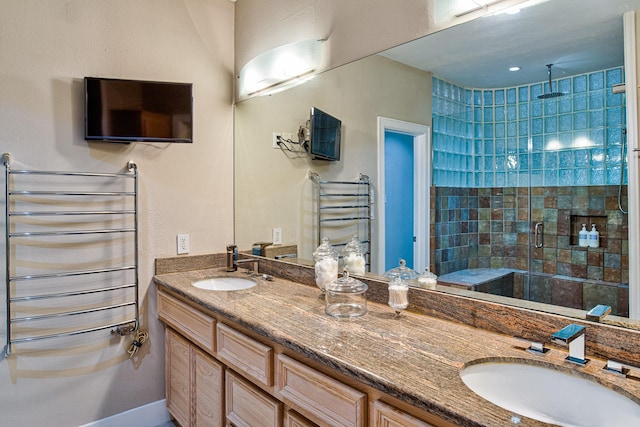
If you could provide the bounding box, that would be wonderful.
[0,0,234,425]
[235,55,432,269]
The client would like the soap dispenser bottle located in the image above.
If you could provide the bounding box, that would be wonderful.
[578,224,589,247]
[588,224,600,248]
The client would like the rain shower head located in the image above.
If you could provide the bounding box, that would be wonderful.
[537,64,565,99]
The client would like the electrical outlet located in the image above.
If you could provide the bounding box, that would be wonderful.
[272,227,282,245]
[273,132,293,149]
[177,234,189,254]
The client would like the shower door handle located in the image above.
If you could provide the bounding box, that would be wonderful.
[534,222,544,248]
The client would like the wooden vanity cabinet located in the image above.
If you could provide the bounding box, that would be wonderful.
[371,400,435,427]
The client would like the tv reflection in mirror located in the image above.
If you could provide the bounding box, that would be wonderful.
[84,77,193,143]
[304,107,341,161]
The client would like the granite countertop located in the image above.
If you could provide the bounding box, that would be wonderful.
[154,267,640,427]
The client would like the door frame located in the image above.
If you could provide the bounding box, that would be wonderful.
[377,117,431,274]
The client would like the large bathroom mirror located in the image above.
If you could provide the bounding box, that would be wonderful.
[235,0,640,325]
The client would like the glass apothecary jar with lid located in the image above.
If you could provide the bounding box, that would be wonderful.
[325,269,368,318]
[342,234,366,276]
[313,237,338,293]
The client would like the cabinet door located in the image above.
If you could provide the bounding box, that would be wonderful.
[166,329,191,427]
[193,346,225,427]
[284,410,318,427]
[226,370,282,427]
[372,400,435,427]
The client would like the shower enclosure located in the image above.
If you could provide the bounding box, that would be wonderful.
[431,66,629,316]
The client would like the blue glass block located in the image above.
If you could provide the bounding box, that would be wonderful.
[519,153,529,169]
[530,170,543,186]
[559,132,573,147]
[507,171,518,187]
[607,146,623,165]
[590,148,605,166]
[484,172,495,187]
[574,168,588,185]
[484,139,493,155]
[496,138,505,154]
[507,138,518,154]
[589,71,605,91]
[474,139,483,155]
[589,110,604,128]
[590,167,604,185]
[444,81,451,98]
[574,112,588,130]
[544,170,558,186]
[530,84,543,100]
[474,172,482,187]
[573,94,587,111]
[559,169,573,185]
[590,128,604,146]
[606,91,623,107]
[606,166,622,185]
[607,68,623,86]
[496,172,505,186]
[474,106,482,122]
[466,123,473,138]
[558,78,571,94]
[507,88,517,104]
[464,88,473,105]
[507,122,517,137]
[607,127,623,145]
[474,123,483,138]
[474,156,482,171]
[495,106,505,121]
[519,137,529,153]
[559,151,573,168]
[484,107,493,122]
[467,155,473,170]
[446,117,453,133]
[484,90,493,105]
[573,75,588,93]
[518,86,529,102]
[544,151,558,169]
[531,100,543,117]
[606,107,624,127]
[544,99,557,116]
[496,123,505,138]
[589,90,604,109]
[452,85,460,102]
[574,149,589,167]
[519,171,529,186]
[432,77,441,95]
[531,118,543,135]
[484,124,494,139]
[506,154,518,169]
[495,90,505,105]
[519,103,529,119]
[559,114,572,132]
[545,135,560,150]
[545,117,557,133]
[532,152,543,169]
[495,155,505,169]
[472,91,482,107]
[507,105,517,121]
[558,96,572,114]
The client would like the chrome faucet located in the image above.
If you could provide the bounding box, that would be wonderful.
[551,324,588,365]
[226,244,238,272]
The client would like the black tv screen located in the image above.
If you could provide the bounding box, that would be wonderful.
[84,77,193,143]
[308,107,341,161]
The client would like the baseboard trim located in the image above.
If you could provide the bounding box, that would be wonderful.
[79,399,170,427]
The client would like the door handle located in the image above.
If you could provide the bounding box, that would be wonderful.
[534,222,543,248]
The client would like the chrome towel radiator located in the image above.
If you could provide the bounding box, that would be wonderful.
[3,153,139,357]
[309,171,372,272]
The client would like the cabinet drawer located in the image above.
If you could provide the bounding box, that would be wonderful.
[226,370,282,427]
[276,354,366,427]
[284,410,318,427]
[216,322,273,387]
[372,400,434,427]
[158,290,215,352]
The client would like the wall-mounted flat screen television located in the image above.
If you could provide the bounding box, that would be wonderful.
[84,77,193,143]
[305,107,341,161]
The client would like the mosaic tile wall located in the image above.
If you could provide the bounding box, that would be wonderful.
[432,185,629,315]
[432,67,627,188]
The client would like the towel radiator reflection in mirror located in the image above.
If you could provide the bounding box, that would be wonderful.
[3,153,139,357]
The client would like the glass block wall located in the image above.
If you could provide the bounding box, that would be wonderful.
[432,67,626,187]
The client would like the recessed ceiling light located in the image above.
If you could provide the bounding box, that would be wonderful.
[509,66,521,72]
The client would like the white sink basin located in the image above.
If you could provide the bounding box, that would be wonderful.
[192,277,256,291]
[460,361,640,426]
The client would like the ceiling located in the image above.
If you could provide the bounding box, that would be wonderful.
[380,0,640,88]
